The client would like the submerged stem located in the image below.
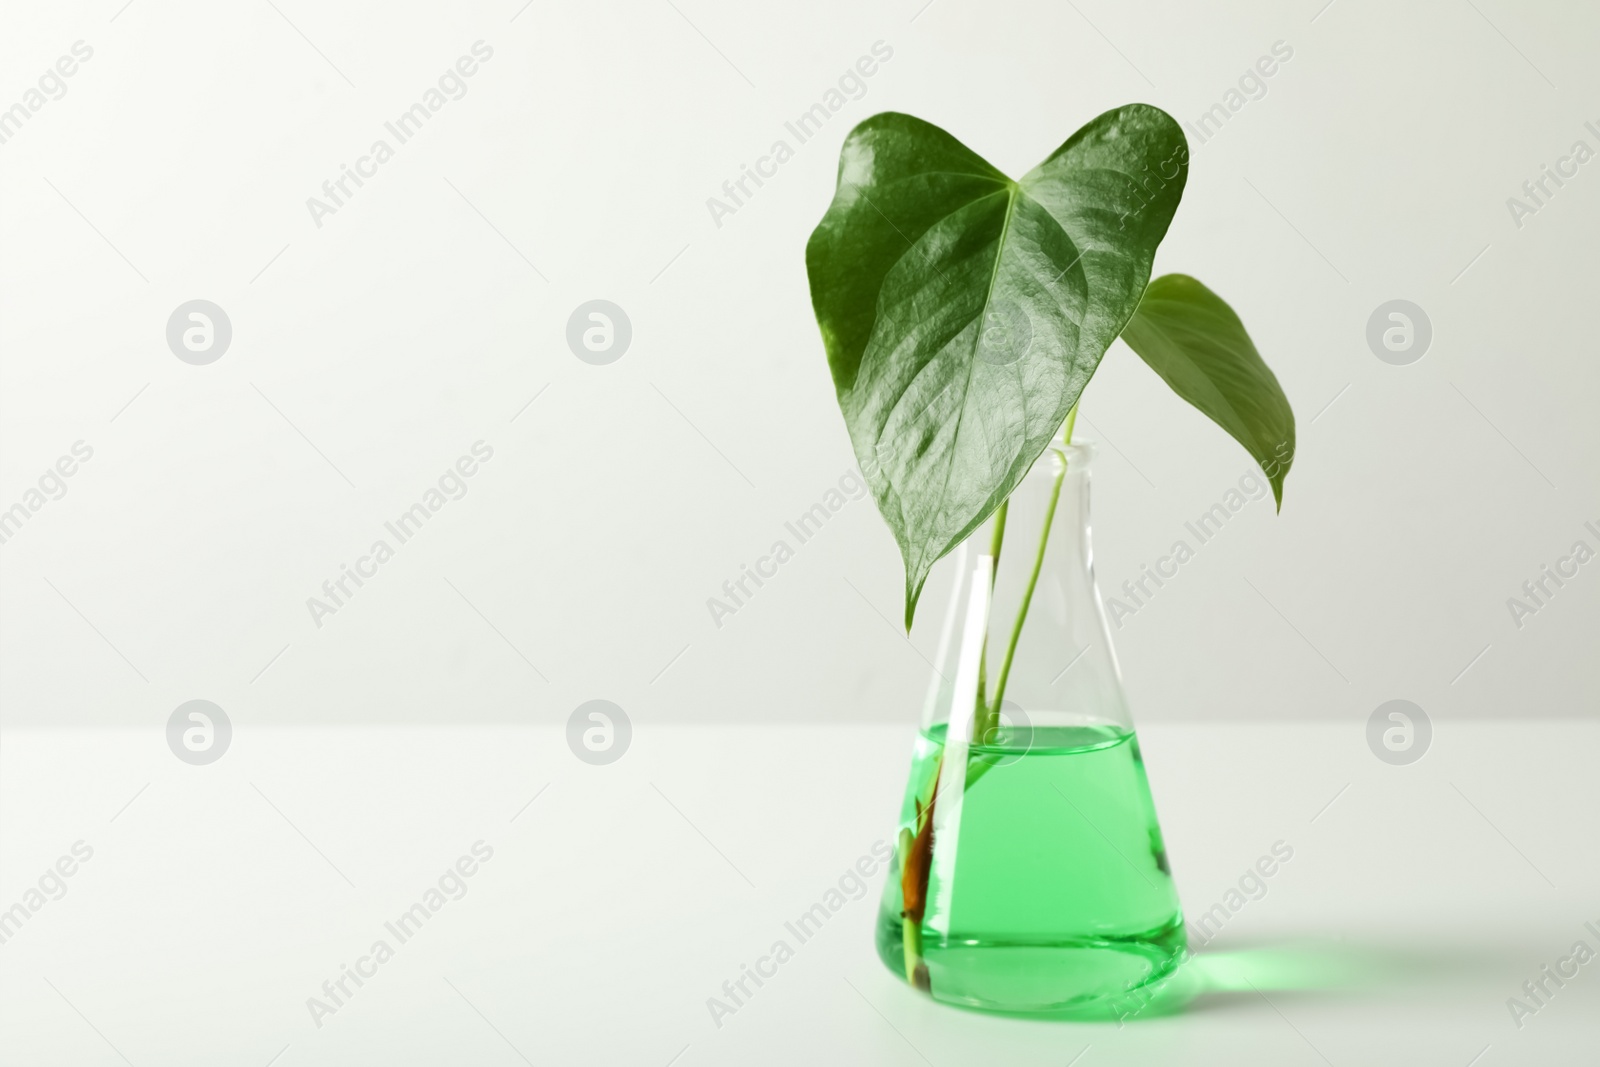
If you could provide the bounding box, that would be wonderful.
[896,412,1081,998]
[899,408,1080,994]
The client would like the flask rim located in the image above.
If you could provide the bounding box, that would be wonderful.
[1023,440,1096,480]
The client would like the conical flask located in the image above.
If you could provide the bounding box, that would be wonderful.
[875,441,1186,1014]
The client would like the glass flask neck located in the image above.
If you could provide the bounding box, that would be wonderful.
[921,441,1130,740]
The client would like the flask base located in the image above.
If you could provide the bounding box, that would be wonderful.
[875,912,1187,1015]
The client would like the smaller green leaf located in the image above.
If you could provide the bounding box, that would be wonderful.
[1120,274,1295,506]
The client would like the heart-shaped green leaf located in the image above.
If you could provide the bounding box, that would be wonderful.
[1119,274,1295,506]
[806,107,1189,628]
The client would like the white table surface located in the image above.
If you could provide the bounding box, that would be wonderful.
[2,721,1596,1065]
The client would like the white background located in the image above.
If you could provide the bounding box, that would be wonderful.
[2,1,1598,1064]
[2,0,1596,729]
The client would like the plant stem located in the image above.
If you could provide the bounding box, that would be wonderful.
[973,500,1009,736]
[989,406,1077,713]
[898,410,1080,994]
[898,826,923,984]
[987,500,1009,586]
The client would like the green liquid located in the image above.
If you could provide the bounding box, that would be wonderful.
[875,723,1186,1014]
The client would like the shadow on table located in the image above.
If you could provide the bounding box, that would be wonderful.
[988,934,1536,1024]
[1144,935,1539,1023]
